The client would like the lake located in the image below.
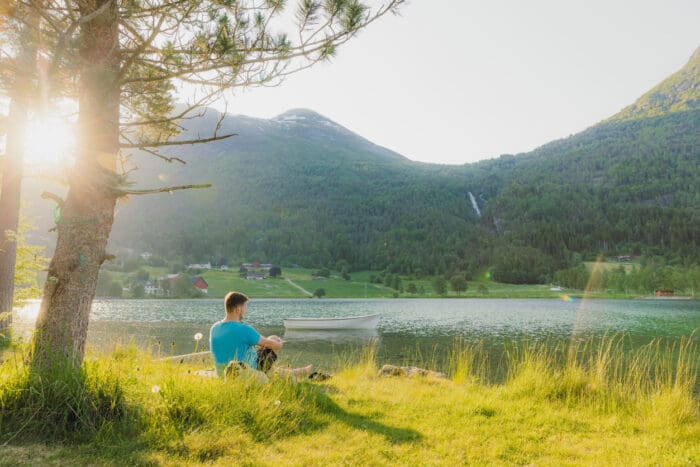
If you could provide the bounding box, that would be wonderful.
[13,298,700,376]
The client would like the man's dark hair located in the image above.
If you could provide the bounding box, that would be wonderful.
[224,291,249,313]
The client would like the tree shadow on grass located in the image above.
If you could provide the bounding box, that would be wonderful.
[305,384,422,444]
[1,378,421,465]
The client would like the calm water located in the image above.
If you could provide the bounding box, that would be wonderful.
[13,298,700,374]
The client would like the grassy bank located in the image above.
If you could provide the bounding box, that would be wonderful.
[161,268,674,299]
[1,336,698,465]
[91,264,698,300]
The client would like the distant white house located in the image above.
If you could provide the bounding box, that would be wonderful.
[187,262,212,270]
[144,281,162,295]
[241,262,272,271]
[141,252,153,261]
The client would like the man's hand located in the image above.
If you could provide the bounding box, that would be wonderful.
[258,335,283,351]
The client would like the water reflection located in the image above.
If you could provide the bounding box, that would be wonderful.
[11,298,700,376]
[283,328,380,342]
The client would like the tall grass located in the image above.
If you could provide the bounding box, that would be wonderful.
[1,334,698,463]
[441,333,699,420]
[0,342,330,460]
[0,344,134,444]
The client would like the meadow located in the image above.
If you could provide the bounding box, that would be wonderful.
[200,267,653,299]
[1,335,698,465]
[99,265,652,300]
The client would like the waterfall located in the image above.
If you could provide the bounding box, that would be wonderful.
[468,192,481,218]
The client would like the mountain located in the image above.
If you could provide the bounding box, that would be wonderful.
[24,47,700,283]
[111,108,481,275]
[460,46,700,281]
[464,109,700,282]
[608,47,700,121]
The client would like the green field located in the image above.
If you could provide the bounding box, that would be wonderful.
[200,268,631,300]
[1,337,698,465]
[89,265,659,300]
[584,260,638,273]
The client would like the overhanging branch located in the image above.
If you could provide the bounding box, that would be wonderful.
[40,191,65,206]
[136,146,187,164]
[118,183,212,196]
[119,132,236,148]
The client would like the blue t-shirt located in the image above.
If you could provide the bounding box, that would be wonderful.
[210,320,261,376]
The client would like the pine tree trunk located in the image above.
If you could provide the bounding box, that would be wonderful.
[32,0,120,370]
[0,101,26,334]
[0,15,37,335]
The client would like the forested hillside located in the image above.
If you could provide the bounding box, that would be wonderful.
[609,47,699,121]
[111,109,482,275]
[464,109,700,283]
[107,105,699,283]
[25,48,700,285]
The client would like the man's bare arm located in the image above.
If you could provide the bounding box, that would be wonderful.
[258,335,283,351]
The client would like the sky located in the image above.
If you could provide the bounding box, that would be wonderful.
[209,0,700,165]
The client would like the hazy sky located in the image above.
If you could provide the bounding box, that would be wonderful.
[208,0,700,165]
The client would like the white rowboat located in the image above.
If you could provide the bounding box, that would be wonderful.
[283,314,381,330]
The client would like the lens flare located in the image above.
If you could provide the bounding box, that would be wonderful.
[568,254,605,358]
[484,272,492,280]
[560,294,574,302]
[24,118,76,167]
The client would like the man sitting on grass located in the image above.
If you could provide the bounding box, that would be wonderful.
[210,291,313,381]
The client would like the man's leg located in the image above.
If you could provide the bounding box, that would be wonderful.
[257,348,278,373]
[257,347,313,379]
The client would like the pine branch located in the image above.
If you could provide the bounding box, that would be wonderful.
[134,146,187,164]
[120,92,220,127]
[117,0,405,87]
[119,132,236,149]
[40,191,65,206]
[118,183,212,196]
[118,13,167,80]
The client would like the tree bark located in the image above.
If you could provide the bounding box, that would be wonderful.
[0,14,37,335]
[32,0,120,370]
[0,101,27,334]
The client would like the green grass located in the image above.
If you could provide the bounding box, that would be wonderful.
[203,268,399,299]
[87,265,692,300]
[201,268,612,299]
[1,336,698,465]
[584,260,637,273]
[202,270,305,298]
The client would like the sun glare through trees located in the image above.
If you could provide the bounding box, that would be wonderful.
[23,117,75,168]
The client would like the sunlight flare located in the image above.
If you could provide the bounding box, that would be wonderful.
[24,117,76,168]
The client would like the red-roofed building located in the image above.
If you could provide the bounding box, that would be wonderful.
[191,276,209,294]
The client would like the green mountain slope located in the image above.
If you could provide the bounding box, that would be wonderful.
[112,109,481,275]
[609,47,700,121]
[467,110,700,282]
[49,47,700,282]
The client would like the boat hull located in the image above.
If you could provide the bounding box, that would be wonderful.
[283,314,381,330]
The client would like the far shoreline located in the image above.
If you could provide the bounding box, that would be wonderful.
[84,293,698,301]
